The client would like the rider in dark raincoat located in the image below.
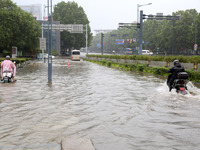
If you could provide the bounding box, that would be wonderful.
[167,60,185,91]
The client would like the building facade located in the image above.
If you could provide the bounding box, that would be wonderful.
[19,4,42,20]
[18,4,61,55]
[38,20,61,55]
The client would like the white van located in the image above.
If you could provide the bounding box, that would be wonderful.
[142,50,153,56]
[71,50,81,61]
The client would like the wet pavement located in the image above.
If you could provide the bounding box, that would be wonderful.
[0,58,200,150]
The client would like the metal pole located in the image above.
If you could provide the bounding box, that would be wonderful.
[195,23,197,55]
[41,23,44,62]
[50,0,53,82]
[42,4,45,63]
[86,24,88,55]
[195,23,197,44]
[137,4,152,23]
[171,19,175,55]
[101,33,103,55]
[139,10,143,55]
[47,0,49,65]
[137,4,139,23]
[137,4,140,52]
[137,3,152,54]
[47,0,53,83]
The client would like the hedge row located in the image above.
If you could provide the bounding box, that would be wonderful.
[84,59,200,83]
[86,55,200,63]
[0,58,31,65]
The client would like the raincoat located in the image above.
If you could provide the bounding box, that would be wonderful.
[1,60,16,77]
[167,62,185,88]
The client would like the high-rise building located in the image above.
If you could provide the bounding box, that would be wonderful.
[37,20,61,55]
[18,4,61,55]
[19,4,42,20]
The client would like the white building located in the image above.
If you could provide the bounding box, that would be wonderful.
[19,4,42,20]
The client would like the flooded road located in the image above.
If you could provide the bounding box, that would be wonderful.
[0,59,200,150]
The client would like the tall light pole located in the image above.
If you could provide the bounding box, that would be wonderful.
[47,0,53,83]
[195,23,197,44]
[137,3,152,23]
[137,3,152,54]
[86,24,88,55]
[195,23,198,55]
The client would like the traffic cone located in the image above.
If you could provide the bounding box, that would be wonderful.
[68,60,70,67]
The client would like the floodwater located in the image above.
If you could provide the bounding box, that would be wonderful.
[0,59,200,150]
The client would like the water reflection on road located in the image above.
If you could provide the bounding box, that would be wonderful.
[0,59,200,150]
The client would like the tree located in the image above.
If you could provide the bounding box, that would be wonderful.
[173,9,198,52]
[0,0,41,56]
[142,9,200,55]
[89,28,138,54]
[53,1,92,50]
[89,9,200,55]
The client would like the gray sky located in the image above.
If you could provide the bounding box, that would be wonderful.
[12,0,200,34]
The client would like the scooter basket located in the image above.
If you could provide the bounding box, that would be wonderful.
[177,72,188,79]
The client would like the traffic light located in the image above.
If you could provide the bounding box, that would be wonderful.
[48,15,53,21]
[137,23,140,28]
[143,14,147,19]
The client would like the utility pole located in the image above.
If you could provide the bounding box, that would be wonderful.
[86,24,88,55]
[139,10,143,55]
[42,4,45,63]
[143,14,180,55]
[195,23,198,55]
[137,3,152,53]
[47,0,53,83]
[101,33,104,55]
[195,23,197,44]
[171,19,175,54]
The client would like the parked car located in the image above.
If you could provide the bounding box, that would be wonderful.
[66,51,70,56]
[142,50,153,56]
[44,53,55,59]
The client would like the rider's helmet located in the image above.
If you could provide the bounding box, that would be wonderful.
[173,60,179,66]
[6,55,10,60]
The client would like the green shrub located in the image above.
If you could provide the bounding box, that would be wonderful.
[186,70,200,82]
[177,55,189,63]
[189,56,200,63]
[85,58,200,82]
[87,54,197,63]
[0,58,29,65]
[52,50,59,56]
[106,61,112,67]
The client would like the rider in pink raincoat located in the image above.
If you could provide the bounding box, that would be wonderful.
[1,55,16,81]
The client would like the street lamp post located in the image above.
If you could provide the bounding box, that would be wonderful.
[137,3,152,54]
[195,23,197,44]
[86,24,88,55]
[139,10,143,55]
[47,0,53,83]
[137,3,152,23]
[195,23,198,55]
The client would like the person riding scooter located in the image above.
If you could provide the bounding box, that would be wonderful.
[167,60,185,91]
[1,55,16,82]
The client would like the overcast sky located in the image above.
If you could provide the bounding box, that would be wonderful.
[12,0,200,34]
